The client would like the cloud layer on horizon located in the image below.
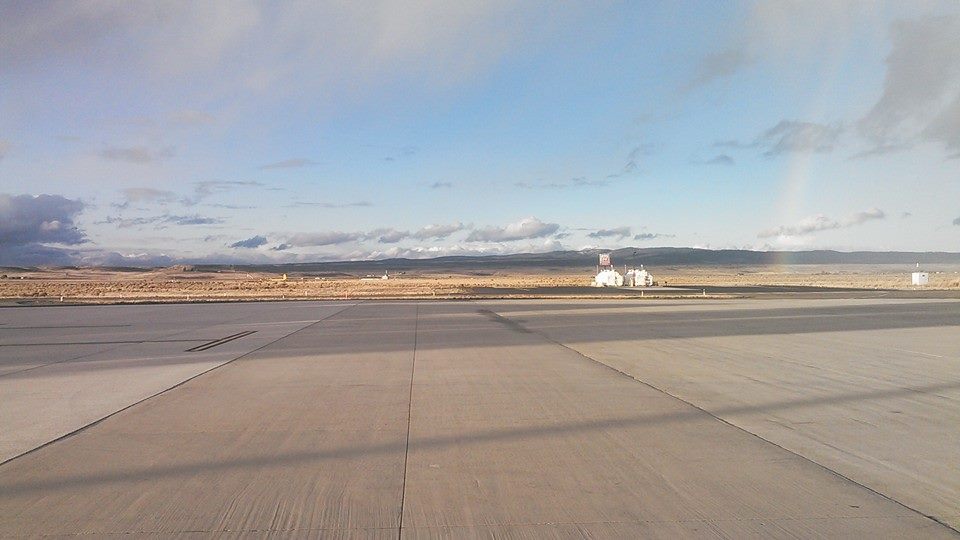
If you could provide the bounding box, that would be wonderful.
[466,217,559,242]
[759,208,886,239]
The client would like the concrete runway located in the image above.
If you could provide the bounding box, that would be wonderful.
[0,299,957,537]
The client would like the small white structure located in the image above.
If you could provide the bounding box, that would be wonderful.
[593,253,622,287]
[912,262,929,286]
[592,253,656,287]
[625,266,654,287]
[594,268,624,287]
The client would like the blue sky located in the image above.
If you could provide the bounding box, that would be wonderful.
[1,1,958,265]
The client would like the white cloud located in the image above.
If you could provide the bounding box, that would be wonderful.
[515,178,611,189]
[685,47,752,90]
[756,121,843,156]
[286,231,364,246]
[97,214,225,228]
[360,237,565,260]
[0,2,580,99]
[101,145,174,163]
[119,188,179,205]
[588,226,631,239]
[466,217,559,242]
[229,235,268,249]
[708,120,844,157]
[186,181,262,205]
[634,232,674,241]
[844,208,886,226]
[698,154,735,166]
[759,208,885,238]
[288,201,371,209]
[921,92,960,157]
[369,228,410,244]
[411,222,466,240]
[697,5,960,158]
[686,1,883,88]
[859,15,960,155]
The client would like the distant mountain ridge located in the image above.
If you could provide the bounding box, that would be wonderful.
[191,247,960,274]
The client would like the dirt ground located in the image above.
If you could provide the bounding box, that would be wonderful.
[662,264,960,290]
[1,264,958,303]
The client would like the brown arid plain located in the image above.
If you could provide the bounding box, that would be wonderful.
[1,264,959,303]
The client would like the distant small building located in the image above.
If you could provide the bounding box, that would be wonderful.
[593,268,624,287]
[592,254,655,287]
[912,262,929,286]
[593,252,622,287]
[625,266,654,287]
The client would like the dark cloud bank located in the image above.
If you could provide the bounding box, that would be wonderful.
[0,194,87,265]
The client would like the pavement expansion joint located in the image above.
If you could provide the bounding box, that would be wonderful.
[185,330,257,352]
[398,303,420,539]
[0,339,210,346]
[401,514,930,529]
[0,324,133,330]
[24,526,401,537]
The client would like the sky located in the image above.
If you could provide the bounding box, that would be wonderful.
[1,1,959,266]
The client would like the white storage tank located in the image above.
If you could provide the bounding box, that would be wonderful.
[912,272,929,286]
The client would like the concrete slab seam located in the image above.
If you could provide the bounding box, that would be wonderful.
[398,303,419,539]
[185,330,257,352]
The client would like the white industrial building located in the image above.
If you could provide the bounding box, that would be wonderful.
[594,268,624,287]
[625,267,654,287]
[592,254,654,288]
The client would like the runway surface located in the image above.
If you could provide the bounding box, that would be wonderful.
[0,299,958,537]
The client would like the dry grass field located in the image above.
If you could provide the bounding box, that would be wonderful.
[0,267,579,302]
[663,264,960,289]
[0,263,958,303]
